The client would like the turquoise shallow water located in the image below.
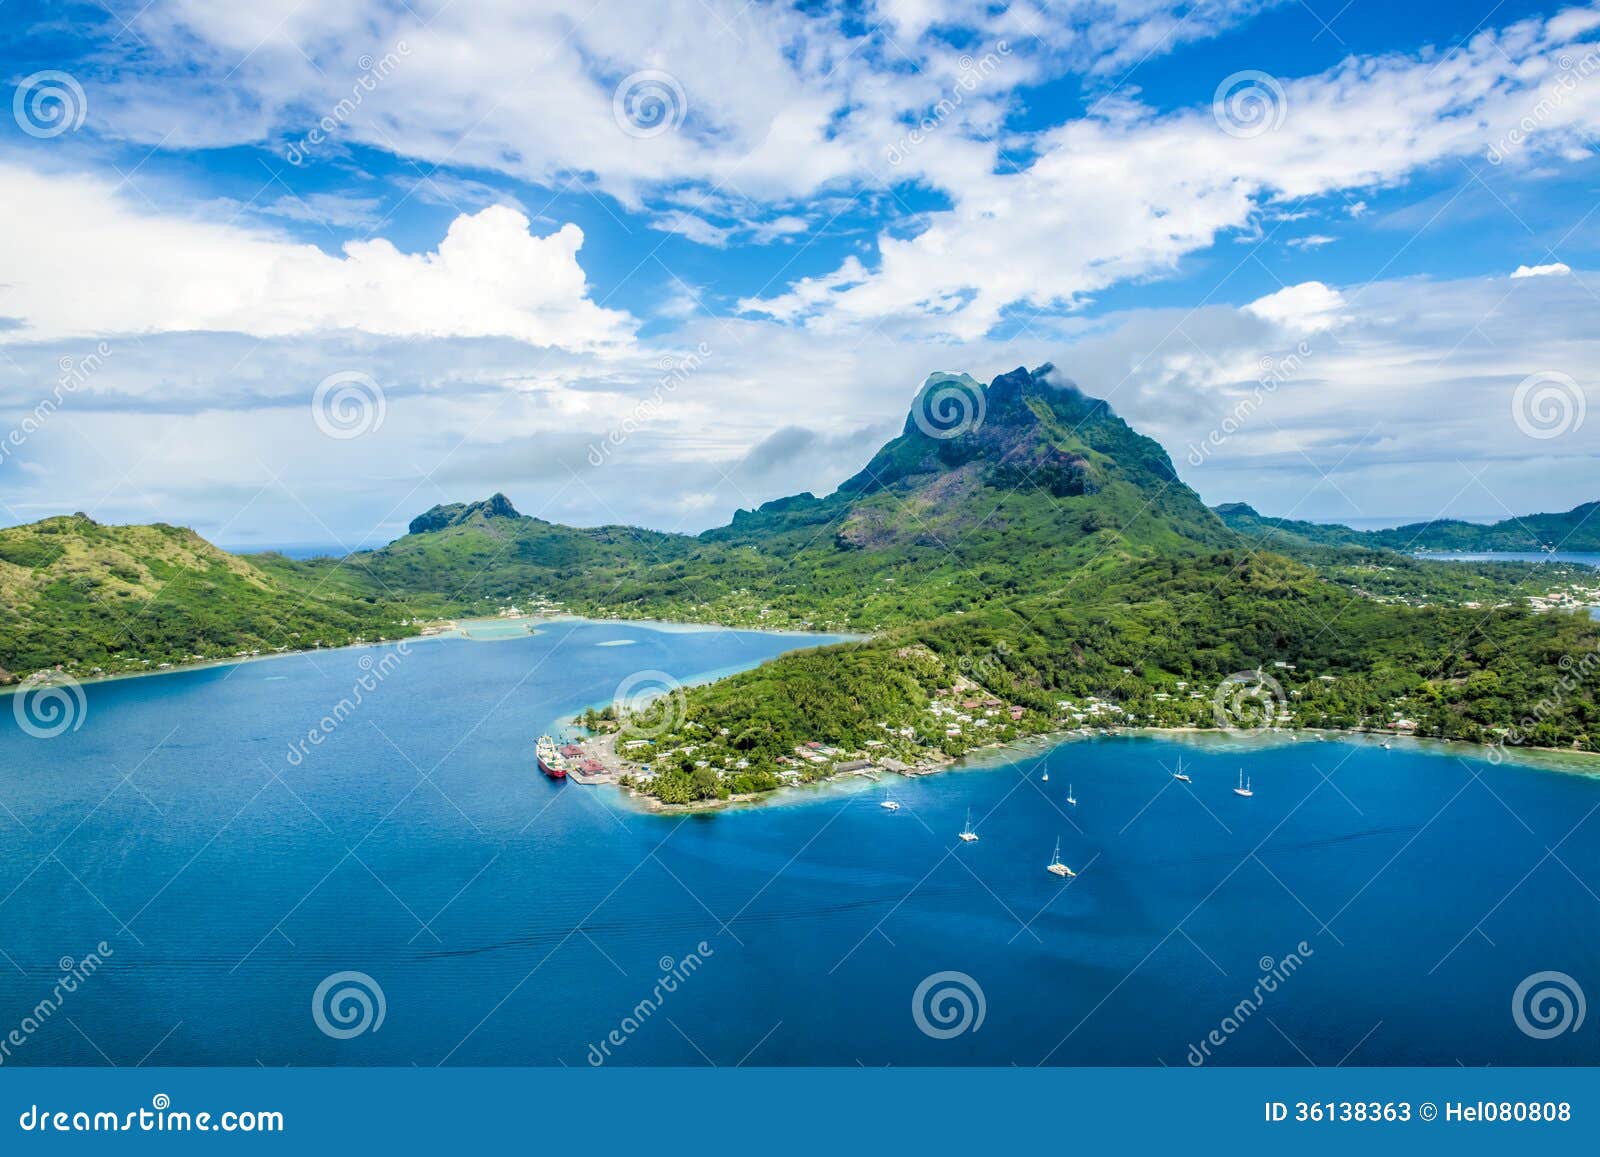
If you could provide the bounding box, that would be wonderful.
[2,621,1597,1067]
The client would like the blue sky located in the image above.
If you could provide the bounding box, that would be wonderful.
[1,0,1598,547]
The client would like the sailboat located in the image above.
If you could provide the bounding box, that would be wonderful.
[1171,758,1192,783]
[1046,837,1075,878]
[958,808,979,842]
[1233,769,1253,798]
[1065,783,1077,806]
[1041,771,1049,782]
[879,790,900,812]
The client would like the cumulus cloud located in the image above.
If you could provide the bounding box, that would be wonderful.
[740,8,1600,337]
[1511,262,1573,278]
[1244,282,1346,334]
[0,163,634,349]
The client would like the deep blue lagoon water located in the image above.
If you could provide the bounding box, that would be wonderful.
[2,620,1597,1067]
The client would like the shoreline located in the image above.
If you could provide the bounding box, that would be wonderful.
[1,614,861,699]
[13,612,1594,809]
[598,721,1600,816]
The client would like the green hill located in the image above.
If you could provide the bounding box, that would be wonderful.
[0,515,414,680]
[300,365,1240,631]
[4,366,1595,779]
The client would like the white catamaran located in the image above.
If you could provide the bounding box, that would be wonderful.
[1047,837,1075,878]
[958,808,979,842]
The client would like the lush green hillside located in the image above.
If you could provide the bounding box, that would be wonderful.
[1214,503,1600,608]
[287,366,1241,632]
[0,515,415,681]
[4,365,1595,785]
[261,492,702,623]
[621,551,1600,802]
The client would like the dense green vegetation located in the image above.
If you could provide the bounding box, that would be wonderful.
[4,366,1596,792]
[621,552,1599,797]
[0,515,415,681]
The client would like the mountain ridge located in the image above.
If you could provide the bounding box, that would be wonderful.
[1216,500,1600,554]
[3,363,1597,777]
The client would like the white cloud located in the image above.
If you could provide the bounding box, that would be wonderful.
[6,267,1596,542]
[0,163,634,349]
[1244,282,1346,334]
[741,8,1600,337]
[1511,262,1573,278]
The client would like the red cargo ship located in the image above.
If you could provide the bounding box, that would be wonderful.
[536,734,568,779]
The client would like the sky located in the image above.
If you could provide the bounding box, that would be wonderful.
[1,0,1598,550]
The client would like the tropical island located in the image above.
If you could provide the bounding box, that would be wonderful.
[3,367,1597,805]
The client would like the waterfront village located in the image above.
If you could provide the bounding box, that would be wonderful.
[558,658,1451,806]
